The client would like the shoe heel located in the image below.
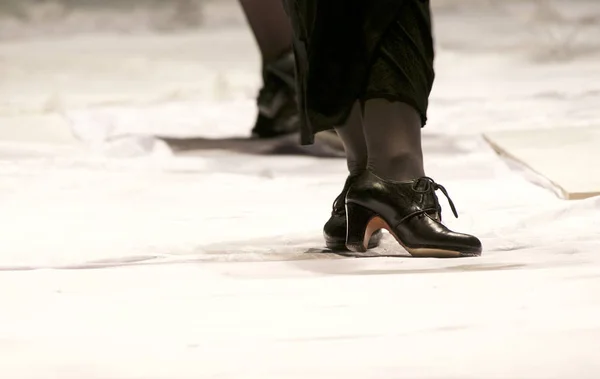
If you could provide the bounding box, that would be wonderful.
[345,202,379,253]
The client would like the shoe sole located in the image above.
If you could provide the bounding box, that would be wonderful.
[352,216,481,258]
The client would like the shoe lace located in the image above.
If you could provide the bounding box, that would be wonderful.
[412,177,459,219]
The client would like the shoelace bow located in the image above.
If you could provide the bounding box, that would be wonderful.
[412,177,459,218]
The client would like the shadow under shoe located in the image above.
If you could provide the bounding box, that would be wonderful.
[251,51,300,139]
[324,175,383,251]
[345,171,482,258]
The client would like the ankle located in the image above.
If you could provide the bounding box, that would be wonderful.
[347,160,367,177]
[367,154,424,181]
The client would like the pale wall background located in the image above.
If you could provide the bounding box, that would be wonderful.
[1,0,599,45]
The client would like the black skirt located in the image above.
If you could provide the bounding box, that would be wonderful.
[284,0,435,145]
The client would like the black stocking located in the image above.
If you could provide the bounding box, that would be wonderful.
[334,102,368,177]
[363,99,425,181]
[238,0,294,64]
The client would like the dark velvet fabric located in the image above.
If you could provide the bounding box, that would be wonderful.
[283,0,435,145]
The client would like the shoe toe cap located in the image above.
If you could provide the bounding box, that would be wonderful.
[452,232,482,256]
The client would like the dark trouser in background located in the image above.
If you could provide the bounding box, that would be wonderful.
[238,0,299,139]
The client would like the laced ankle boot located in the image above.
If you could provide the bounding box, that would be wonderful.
[251,51,300,139]
[345,171,482,257]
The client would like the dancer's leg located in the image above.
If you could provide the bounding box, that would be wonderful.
[238,0,293,64]
[363,99,425,181]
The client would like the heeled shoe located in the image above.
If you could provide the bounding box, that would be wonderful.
[324,175,383,251]
[345,171,482,257]
[251,51,299,139]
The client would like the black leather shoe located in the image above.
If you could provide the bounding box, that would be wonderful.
[345,171,482,257]
[251,51,300,139]
[324,175,383,251]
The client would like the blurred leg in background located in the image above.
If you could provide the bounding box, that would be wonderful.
[238,0,299,139]
[239,0,293,65]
